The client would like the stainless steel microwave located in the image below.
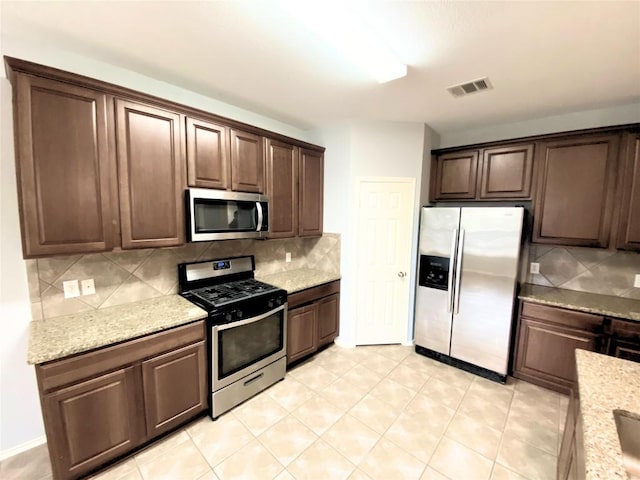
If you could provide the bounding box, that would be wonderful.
[186,188,269,241]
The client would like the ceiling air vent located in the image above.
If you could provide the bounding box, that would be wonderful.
[447,77,493,98]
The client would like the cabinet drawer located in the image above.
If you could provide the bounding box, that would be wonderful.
[38,321,206,393]
[288,280,340,309]
[521,302,604,331]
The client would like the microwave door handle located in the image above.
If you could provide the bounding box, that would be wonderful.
[256,202,263,231]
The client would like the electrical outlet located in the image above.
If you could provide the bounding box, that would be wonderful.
[63,280,80,299]
[635,274,640,288]
[285,252,291,263]
[530,262,540,275]
[81,279,96,296]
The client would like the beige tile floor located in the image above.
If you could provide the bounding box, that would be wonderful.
[1,344,568,480]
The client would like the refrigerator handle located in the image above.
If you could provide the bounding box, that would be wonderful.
[446,229,458,313]
[454,228,465,315]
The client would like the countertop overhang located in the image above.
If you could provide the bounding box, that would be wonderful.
[519,284,640,322]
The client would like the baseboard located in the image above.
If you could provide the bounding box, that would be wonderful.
[0,435,47,462]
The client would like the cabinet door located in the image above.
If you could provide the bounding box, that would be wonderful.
[431,150,479,200]
[299,148,324,237]
[13,74,114,257]
[608,319,640,362]
[317,293,340,347]
[266,139,298,238]
[115,100,185,249]
[616,133,640,250]
[479,144,534,199]
[230,129,264,193]
[42,367,144,480]
[186,117,229,190]
[514,317,602,393]
[287,304,318,364]
[533,134,619,247]
[142,341,207,438]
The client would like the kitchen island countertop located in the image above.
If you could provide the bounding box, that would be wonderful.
[28,295,207,365]
[257,268,340,294]
[575,349,640,479]
[519,284,640,322]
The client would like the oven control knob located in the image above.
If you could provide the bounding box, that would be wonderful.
[236,310,243,318]
[268,299,274,308]
[225,313,232,322]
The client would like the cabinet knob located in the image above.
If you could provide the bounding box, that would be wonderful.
[398,272,406,278]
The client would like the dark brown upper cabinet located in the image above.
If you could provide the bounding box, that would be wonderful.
[616,132,640,250]
[12,75,114,258]
[533,133,620,248]
[230,129,264,193]
[265,139,299,238]
[479,144,534,199]
[115,99,185,249]
[185,117,229,190]
[299,148,324,237]
[431,150,479,200]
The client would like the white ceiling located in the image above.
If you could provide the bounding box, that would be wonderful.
[1,1,639,134]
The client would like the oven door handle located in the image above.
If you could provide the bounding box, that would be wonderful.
[215,304,286,331]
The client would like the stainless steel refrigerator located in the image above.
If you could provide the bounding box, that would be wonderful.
[414,206,524,382]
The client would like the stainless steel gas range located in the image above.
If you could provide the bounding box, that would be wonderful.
[178,256,287,419]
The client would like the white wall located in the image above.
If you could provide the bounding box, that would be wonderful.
[0,43,313,455]
[438,102,640,148]
[1,38,310,142]
[311,121,427,346]
[0,78,45,454]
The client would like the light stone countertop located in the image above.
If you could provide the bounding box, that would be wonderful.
[28,295,207,365]
[519,284,640,322]
[575,349,640,480]
[257,268,341,294]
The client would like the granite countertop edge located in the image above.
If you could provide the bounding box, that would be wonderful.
[28,295,208,365]
[519,284,640,321]
[256,268,341,294]
[575,349,640,480]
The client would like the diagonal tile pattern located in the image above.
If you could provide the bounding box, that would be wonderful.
[5,344,569,480]
[27,235,341,319]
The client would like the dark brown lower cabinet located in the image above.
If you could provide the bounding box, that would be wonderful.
[286,281,340,365]
[558,389,585,480]
[42,367,144,480]
[36,321,206,480]
[513,302,604,394]
[606,318,640,362]
[142,341,207,438]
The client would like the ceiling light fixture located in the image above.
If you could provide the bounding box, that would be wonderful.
[279,1,407,83]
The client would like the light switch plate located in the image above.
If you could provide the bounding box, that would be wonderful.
[81,279,96,296]
[63,280,80,299]
[286,252,291,263]
[530,262,540,275]
[634,274,640,288]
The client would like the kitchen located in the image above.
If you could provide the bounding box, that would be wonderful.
[1,2,640,480]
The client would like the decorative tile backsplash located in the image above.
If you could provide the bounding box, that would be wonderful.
[527,245,640,300]
[26,234,341,320]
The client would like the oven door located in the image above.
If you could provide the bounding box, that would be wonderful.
[212,304,286,391]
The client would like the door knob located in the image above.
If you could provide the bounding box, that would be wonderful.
[398,272,406,278]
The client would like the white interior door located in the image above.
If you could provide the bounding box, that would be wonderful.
[355,177,415,345]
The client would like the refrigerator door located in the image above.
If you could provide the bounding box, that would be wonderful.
[415,207,460,355]
[450,207,523,375]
